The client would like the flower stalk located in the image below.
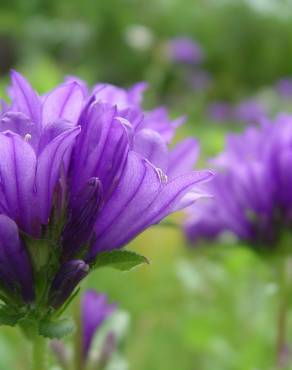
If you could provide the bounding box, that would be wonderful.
[32,334,48,370]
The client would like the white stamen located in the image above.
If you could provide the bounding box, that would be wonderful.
[156,168,168,184]
[24,134,32,142]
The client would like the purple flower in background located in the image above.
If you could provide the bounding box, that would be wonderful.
[0,70,212,319]
[185,114,292,249]
[234,99,267,124]
[82,290,116,361]
[207,101,233,122]
[51,290,117,369]
[275,78,292,99]
[167,37,204,64]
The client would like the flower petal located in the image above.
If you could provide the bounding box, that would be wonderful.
[36,126,80,225]
[88,151,212,258]
[0,132,37,234]
[0,214,34,302]
[10,70,42,126]
[168,138,199,179]
[42,82,85,125]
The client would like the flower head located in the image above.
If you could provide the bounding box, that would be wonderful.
[0,71,211,328]
[185,114,292,250]
[167,37,204,65]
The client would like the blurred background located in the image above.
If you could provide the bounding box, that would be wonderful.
[1,0,292,369]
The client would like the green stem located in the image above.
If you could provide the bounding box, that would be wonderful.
[32,335,48,370]
[276,257,290,369]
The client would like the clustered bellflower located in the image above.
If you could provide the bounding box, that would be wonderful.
[52,290,117,369]
[185,114,292,251]
[0,71,212,330]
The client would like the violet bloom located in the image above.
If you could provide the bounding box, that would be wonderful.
[51,290,116,369]
[82,290,116,362]
[275,78,292,99]
[0,71,211,322]
[234,99,267,124]
[167,37,204,65]
[207,101,233,122]
[185,114,292,250]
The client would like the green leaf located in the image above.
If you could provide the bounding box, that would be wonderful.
[39,318,75,339]
[0,306,24,327]
[92,250,150,271]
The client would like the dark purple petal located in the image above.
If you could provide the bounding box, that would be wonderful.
[49,260,89,309]
[70,102,129,199]
[81,290,116,360]
[0,214,34,302]
[61,178,103,260]
[36,126,80,227]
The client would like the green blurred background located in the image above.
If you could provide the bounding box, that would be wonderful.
[1,0,292,369]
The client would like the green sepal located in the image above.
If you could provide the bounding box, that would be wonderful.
[0,306,24,327]
[92,250,150,271]
[39,317,75,339]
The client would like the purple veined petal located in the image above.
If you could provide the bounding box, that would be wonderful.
[37,119,76,154]
[0,214,34,302]
[133,129,168,172]
[71,102,129,199]
[49,260,89,309]
[167,138,200,179]
[0,112,40,150]
[88,151,212,258]
[35,126,80,226]
[82,290,116,361]
[119,107,144,132]
[64,75,89,97]
[10,70,42,126]
[0,132,37,235]
[61,178,103,261]
[42,82,85,126]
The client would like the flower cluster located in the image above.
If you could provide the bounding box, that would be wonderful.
[0,71,211,328]
[185,114,292,250]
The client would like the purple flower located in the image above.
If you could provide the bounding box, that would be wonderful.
[185,114,292,249]
[275,78,292,99]
[0,214,34,303]
[82,290,116,361]
[0,70,212,313]
[167,37,204,64]
[207,101,233,122]
[234,99,267,124]
[0,71,83,237]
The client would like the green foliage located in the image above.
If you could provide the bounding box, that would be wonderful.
[92,250,150,272]
[39,318,75,339]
